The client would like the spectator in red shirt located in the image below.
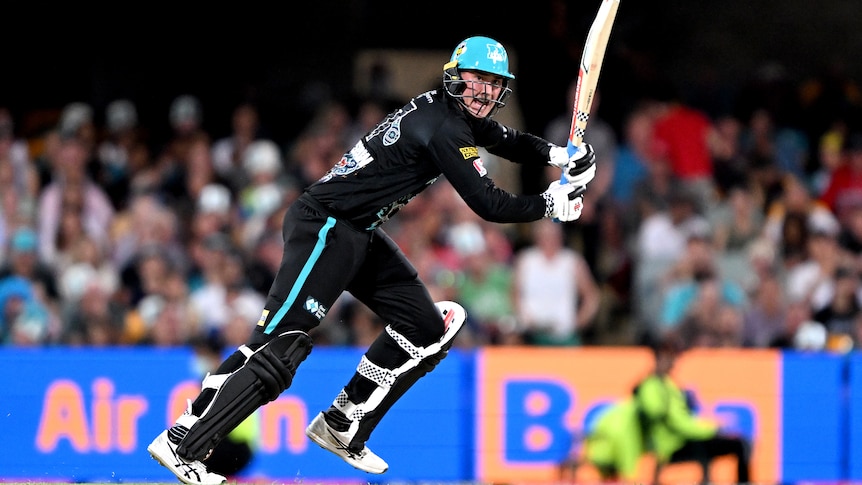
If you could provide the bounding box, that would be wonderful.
[820,132,862,216]
[651,90,719,212]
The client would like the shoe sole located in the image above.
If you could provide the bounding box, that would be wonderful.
[147,440,225,485]
[306,427,388,474]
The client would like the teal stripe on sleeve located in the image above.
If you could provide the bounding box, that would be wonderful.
[264,216,336,334]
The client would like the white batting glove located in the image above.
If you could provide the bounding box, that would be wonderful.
[542,180,585,222]
[548,145,570,169]
[567,143,597,186]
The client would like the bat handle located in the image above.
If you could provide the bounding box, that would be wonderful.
[559,139,583,186]
[560,139,587,197]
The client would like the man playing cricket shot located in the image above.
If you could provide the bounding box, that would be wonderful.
[147,35,597,484]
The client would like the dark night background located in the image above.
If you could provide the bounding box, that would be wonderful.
[2,1,861,151]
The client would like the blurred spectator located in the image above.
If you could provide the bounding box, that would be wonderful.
[740,107,808,183]
[449,217,516,345]
[820,132,862,215]
[607,104,657,210]
[237,139,296,250]
[0,108,35,190]
[0,276,54,345]
[763,174,834,269]
[120,245,173,309]
[658,220,747,341]
[785,211,850,308]
[211,102,262,193]
[176,134,230,231]
[710,183,764,255]
[36,136,115,267]
[57,102,98,167]
[128,266,199,346]
[96,99,142,209]
[245,231,282,297]
[57,235,119,306]
[32,128,62,191]
[630,145,680,235]
[742,269,789,347]
[710,114,749,198]
[837,198,862,275]
[633,186,708,334]
[284,101,351,188]
[677,296,745,349]
[810,265,860,352]
[0,108,38,247]
[852,312,862,351]
[59,279,127,346]
[153,94,208,201]
[188,234,265,337]
[707,182,765,288]
[0,227,59,308]
[513,218,599,346]
[110,192,186,273]
[650,90,718,212]
[810,123,846,195]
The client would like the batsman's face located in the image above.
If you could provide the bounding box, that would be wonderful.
[460,70,505,118]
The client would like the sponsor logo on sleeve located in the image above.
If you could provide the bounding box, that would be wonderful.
[473,158,488,177]
[460,147,479,159]
[256,309,270,327]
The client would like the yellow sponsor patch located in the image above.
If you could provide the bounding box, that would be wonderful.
[460,147,479,159]
[256,309,270,327]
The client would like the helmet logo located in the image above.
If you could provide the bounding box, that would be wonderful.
[454,42,468,59]
[486,43,507,65]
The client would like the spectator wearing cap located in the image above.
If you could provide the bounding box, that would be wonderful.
[57,102,98,158]
[96,99,142,210]
[152,95,209,203]
[0,275,54,345]
[0,227,60,309]
[189,183,235,248]
[237,140,298,251]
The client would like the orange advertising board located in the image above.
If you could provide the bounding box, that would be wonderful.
[476,347,781,484]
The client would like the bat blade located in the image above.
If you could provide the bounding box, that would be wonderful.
[566,0,620,160]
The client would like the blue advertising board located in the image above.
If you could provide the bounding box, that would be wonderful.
[0,347,471,482]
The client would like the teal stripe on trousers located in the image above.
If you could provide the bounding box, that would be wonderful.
[264,216,336,334]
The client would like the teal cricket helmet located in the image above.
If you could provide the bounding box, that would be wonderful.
[443,36,514,117]
[447,36,515,79]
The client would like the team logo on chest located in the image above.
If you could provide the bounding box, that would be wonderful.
[321,141,374,182]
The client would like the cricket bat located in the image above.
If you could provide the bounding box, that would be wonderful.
[561,0,620,186]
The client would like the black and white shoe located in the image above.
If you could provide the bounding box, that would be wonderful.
[305,412,388,474]
[147,430,226,485]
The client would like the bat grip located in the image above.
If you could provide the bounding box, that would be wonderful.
[559,140,586,197]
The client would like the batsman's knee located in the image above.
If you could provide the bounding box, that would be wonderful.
[247,330,313,400]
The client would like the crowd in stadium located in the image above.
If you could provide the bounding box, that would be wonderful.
[1,59,861,353]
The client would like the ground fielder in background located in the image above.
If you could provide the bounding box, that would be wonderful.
[147,35,598,484]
